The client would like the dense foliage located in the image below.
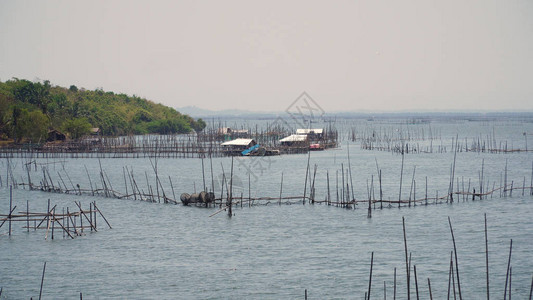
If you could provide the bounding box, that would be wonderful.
[0,78,205,143]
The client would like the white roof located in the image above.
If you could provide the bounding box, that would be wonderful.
[232,129,248,133]
[296,128,323,135]
[218,127,230,134]
[221,138,254,146]
[280,134,307,142]
[218,128,248,134]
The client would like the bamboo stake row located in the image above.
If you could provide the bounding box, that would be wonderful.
[5,151,533,213]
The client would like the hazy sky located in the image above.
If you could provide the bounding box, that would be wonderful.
[1,1,532,112]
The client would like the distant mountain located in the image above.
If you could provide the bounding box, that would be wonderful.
[178,106,533,121]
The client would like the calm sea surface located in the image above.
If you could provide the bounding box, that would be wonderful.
[1,118,532,299]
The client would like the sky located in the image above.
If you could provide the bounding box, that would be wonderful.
[1,0,532,113]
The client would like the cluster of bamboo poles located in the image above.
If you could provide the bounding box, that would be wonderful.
[2,131,532,215]
[3,112,340,158]
[178,145,531,217]
[3,145,533,217]
[304,215,533,300]
[297,142,533,219]
[0,121,339,159]
[466,134,530,153]
[355,125,450,154]
[351,123,442,143]
[0,186,111,239]
[357,127,529,155]
[200,118,339,144]
[17,157,180,204]
[361,140,448,154]
[0,134,223,159]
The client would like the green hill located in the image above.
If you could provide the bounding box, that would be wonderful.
[0,78,205,143]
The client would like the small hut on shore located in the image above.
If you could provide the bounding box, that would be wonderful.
[90,128,101,136]
[47,129,67,142]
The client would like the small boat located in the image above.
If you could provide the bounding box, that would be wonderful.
[309,143,324,151]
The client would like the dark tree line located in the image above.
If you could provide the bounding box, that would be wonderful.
[0,78,206,143]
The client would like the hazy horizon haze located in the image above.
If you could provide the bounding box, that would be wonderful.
[1,0,532,113]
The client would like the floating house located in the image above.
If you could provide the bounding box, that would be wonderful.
[296,128,323,139]
[278,128,328,152]
[221,138,257,155]
[279,134,308,147]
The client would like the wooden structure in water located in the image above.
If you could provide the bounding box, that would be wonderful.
[3,145,532,215]
[0,193,110,239]
[220,138,257,156]
[0,124,339,158]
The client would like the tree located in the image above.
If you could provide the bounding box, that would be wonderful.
[0,94,12,138]
[146,119,191,134]
[61,118,92,139]
[26,110,50,142]
[12,109,49,143]
[1,78,199,138]
[48,93,68,114]
[11,106,23,142]
[11,79,51,113]
[192,118,207,132]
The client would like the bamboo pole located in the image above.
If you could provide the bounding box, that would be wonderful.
[9,185,12,236]
[504,239,513,300]
[348,142,355,201]
[414,265,419,300]
[448,251,455,300]
[0,206,16,231]
[392,267,396,300]
[311,164,317,204]
[123,167,129,199]
[39,262,46,300]
[93,203,111,229]
[485,213,490,300]
[428,278,433,300]
[228,157,234,217]
[408,166,416,205]
[368,251,374,300]
[26,200,29,232]
[201,157,206,192]
[399,151,405,208]
[303,150,311,204]
[403,217,410,300]
[529,276,533,300]
[450,137,458,202]
[327,171,331,205]
[448,217,462,300]
[509,267,512,300]
[75,201,97,232]
[210,155,215,195]
[279,172,283,206]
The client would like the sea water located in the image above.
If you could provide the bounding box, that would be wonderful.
[1,118,532,299]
